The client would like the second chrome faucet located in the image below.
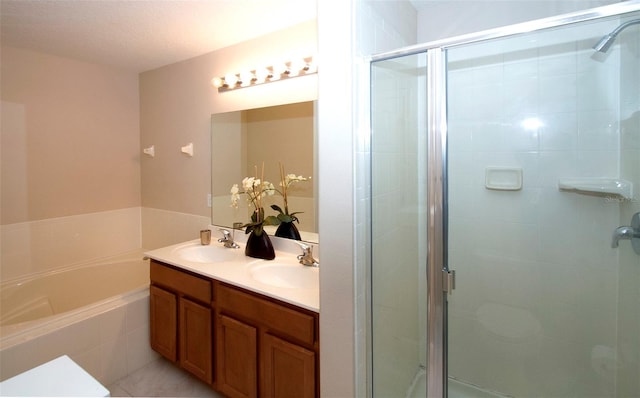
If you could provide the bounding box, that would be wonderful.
[296,242,319,267]
[218,228,240,249]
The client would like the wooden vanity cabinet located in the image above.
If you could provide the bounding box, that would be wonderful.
[216,281,319,398]
[149,260,213,385]
[149,260,319,397]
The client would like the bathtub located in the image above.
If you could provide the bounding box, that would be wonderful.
[0,250,157,386]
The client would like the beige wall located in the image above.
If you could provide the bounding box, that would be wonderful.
[1,46,142,279]
[246,102,314,198]
[139,20,318,225]
[1,46,141,225]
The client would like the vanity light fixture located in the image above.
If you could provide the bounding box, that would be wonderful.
[211,56,316,92]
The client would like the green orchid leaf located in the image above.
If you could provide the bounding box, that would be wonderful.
[263,215,281,226]
[277,214,293,223]
[244,221,262,234]
[271,204,284,214]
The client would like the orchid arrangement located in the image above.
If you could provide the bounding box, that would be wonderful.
[270,163,310,224]
[230,165,279,236]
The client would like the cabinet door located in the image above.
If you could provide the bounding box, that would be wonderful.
[261,333,316,398]
[150,285,177,361]
[217,315,258,398]
[179,298,212,384]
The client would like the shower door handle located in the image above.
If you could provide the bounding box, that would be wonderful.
[611,212,640,255]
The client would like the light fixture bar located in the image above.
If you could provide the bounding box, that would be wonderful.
[211,56,316,92]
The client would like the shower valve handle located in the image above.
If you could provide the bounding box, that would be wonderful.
[611,212,640,255]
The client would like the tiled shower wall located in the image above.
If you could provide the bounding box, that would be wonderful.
[446,17,632,397]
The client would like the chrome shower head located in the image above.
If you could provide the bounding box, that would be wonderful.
[593,19,640,53]
[592,34,616,53]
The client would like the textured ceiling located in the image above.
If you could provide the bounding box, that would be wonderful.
[0,0,317,72]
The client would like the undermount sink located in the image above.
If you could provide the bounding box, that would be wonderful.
[174,244,242,263]
[250,262,319,290]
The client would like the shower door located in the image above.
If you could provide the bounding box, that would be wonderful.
[370,51,435,397]
[370,4,640,398]
[446,9,640,398]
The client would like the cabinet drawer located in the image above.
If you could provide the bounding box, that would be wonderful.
[150,260,211,303]
[217,283,317,346]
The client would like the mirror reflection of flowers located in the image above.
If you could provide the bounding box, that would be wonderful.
[230,164,279,236]
[271,163,310,225]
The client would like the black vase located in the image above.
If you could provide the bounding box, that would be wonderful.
[245,230,275,260]
[275,221,302,240]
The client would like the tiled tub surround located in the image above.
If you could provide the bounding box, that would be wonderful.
[0,250,156,385]
[141,207,211,251]
[0,207,143,281]
[0,206,211,281]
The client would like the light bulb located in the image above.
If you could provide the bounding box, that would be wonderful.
[306,56,317,73]
[224,73,238,87]
[211,77,223,87]
[271,63,287,80]
[289,59,307,76]
[255,68,270,83]
[240,71,254,87]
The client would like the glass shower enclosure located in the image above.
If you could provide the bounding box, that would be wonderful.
[370,3,640,397]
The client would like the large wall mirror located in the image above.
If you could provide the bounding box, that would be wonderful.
[211,101,318,243]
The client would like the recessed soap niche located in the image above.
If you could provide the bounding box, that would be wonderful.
[485,167,523,191]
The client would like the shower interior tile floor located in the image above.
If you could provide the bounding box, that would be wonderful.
[107,357,223,397]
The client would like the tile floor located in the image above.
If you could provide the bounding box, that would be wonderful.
[107,357,224,397]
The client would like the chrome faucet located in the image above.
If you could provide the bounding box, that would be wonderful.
[612,226,637,248]
[611,212,640,255]
[296,242,319,267]
[218,229,239,249]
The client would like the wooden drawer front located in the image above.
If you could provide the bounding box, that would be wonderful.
[150,260,211,303]
[217,283,316,346]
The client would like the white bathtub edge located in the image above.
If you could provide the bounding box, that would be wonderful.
[0,287,149,351]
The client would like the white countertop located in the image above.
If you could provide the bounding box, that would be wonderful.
[144,237,319,313]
